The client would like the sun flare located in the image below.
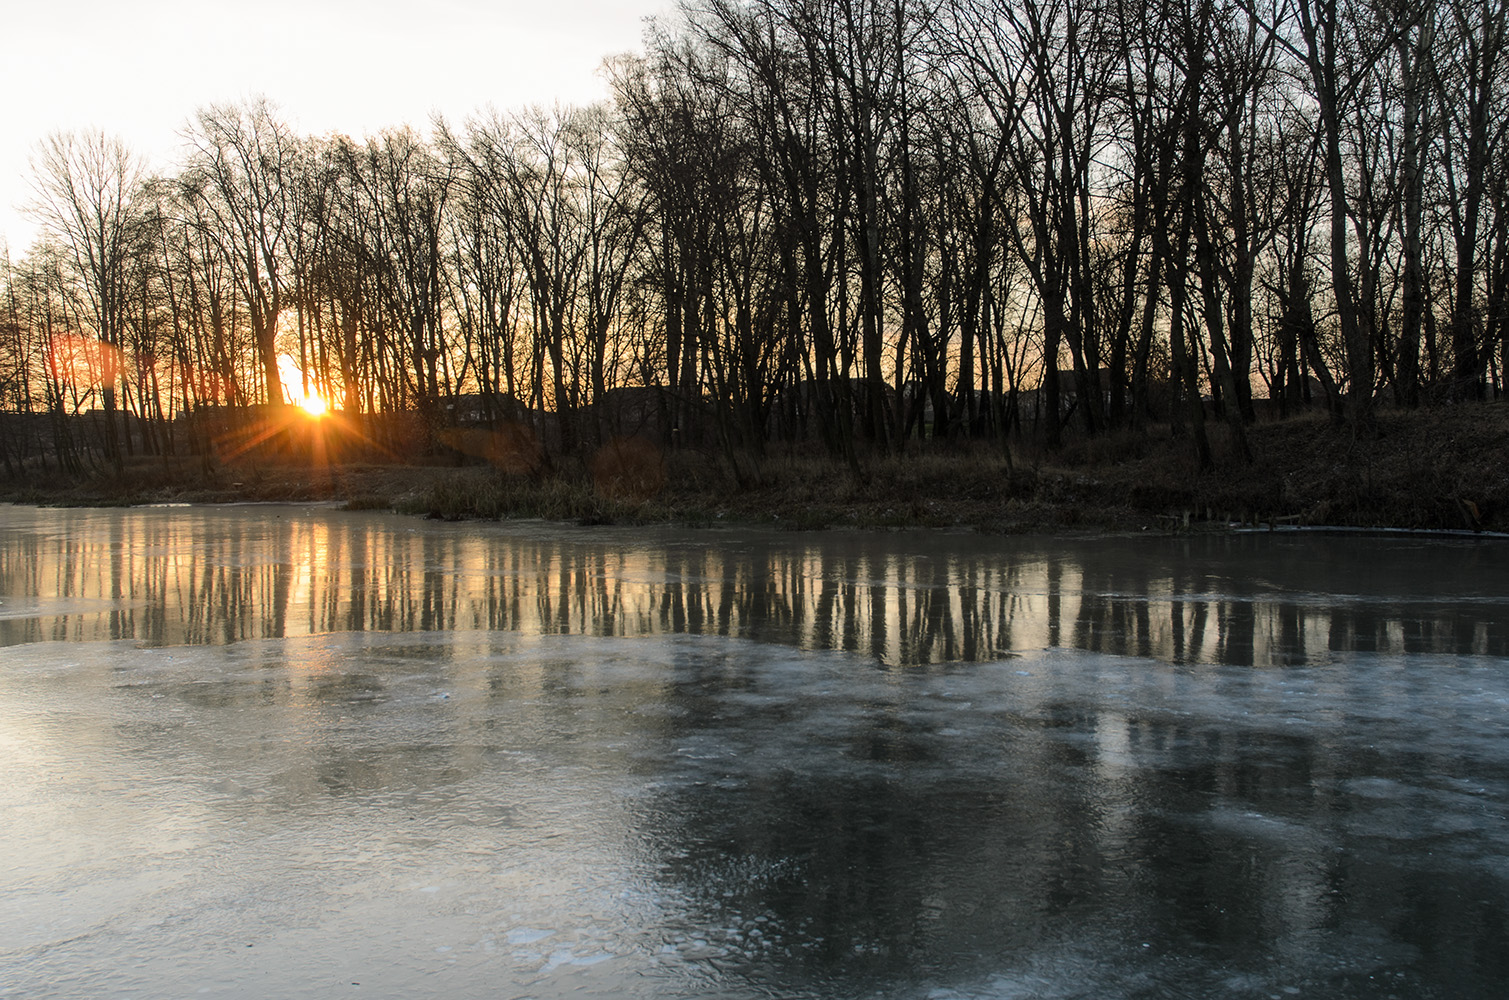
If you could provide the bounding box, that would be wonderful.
[278,354,328,418]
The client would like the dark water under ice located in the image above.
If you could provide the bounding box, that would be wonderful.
[1,504,1506,999]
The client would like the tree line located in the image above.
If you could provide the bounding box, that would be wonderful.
[2,0,1506,477]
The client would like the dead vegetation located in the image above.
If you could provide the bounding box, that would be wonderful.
[4,403,1505,534]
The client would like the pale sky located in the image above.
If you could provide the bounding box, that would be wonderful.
[1,0,673,253]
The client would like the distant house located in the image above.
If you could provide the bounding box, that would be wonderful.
[441,392,534,427]
[768,377,895,441]
[1250,375,1331,420]
[594,385,675,441]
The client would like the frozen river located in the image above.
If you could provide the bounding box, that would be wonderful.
[1,504,1506,999]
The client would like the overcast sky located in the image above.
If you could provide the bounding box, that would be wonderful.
[2,0,671,253]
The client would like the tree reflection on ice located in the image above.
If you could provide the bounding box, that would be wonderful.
[0,505,1503,666]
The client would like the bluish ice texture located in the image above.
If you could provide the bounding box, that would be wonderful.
[1,505,1506,998]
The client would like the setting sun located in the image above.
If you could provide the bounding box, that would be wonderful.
[278,353,327,418]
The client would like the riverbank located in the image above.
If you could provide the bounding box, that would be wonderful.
[3,404,1505,533]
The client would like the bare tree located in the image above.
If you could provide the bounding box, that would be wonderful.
[26,129,152,468]
[1436,0,1508,397]
[182,98,298,407]
[945,0,1119,446]
[343,127,459,419]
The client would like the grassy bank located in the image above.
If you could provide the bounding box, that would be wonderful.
[3,403,1505,534]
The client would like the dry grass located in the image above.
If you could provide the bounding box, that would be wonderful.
[5,402,1506,533]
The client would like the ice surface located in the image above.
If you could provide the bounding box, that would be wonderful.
[1,505,1507,998]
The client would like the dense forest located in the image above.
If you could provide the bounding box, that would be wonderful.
[1,0,1506,479]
